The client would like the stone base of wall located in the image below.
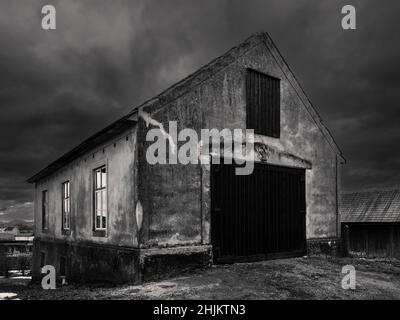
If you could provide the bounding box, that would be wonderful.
[32,239,212,284]
[32,238,140,284]
[0,246,32,277]
[140,245,212,282]
[32,238,342,284]
[306,238,342,257]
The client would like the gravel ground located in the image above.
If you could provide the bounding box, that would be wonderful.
[1,256,400,300]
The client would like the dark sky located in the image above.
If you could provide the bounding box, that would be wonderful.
[1,0,399,221]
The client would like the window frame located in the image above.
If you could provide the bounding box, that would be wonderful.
[42,190,48,232]
[93,165,108,235]
[61,181,71,233]
[245,68,281,138]
[59,256,66,277]
[40,252,45,268]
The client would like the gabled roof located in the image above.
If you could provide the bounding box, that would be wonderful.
[28,32,343,183]
[340,188,400,223]
[126,32,344,159]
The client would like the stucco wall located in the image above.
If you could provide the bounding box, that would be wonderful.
[33,126,138,247]
[137,40,340,247]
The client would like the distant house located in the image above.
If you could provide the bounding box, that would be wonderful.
[0,226,19,235]
[0,231,33,276]
[340,188,400,259]
[0,227,20,241]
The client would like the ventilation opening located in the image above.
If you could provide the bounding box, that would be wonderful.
[59,256,66,277]
[40,252,45,268]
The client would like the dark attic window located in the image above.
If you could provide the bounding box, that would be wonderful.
[246,69,280,138]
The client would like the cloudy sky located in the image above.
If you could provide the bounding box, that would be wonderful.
[0,0,399,221]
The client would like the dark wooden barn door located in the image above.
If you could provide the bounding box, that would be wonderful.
[211,162,306,263]
[343,223,400,259]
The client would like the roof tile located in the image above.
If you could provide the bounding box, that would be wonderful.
[340,188,400,223]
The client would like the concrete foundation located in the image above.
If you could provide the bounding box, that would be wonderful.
[32,239,212,284]
[306,238,342,257]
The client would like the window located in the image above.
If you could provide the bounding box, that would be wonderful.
[62,181,71,231]
[59,256,66,277]
[42,190,48,231]
[94,166,107,231]
[246,69,280,138]
[40,252,45,268]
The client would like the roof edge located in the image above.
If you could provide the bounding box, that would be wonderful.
[27,117,137,183]
[259,32,344,159]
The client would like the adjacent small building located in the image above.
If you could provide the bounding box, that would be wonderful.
[0,231,33,276]
[0,226,19,239]
[341,188,400,259]
[28,32,344,283]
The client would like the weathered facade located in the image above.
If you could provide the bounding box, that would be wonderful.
[28,32,344,283]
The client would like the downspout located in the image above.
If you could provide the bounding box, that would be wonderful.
[336,153,345,239]
[336,156,339,238]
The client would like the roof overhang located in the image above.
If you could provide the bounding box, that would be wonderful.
[27,117,137,183]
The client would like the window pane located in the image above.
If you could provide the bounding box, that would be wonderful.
[101,168,107,188]
[102,216,106,229]
[95,192,101,216]
[42,190,47,230]
[96,216,100,229]
[96,170,101,189]
[65,212,69,229]
[67,182,70,197]
[102,190,107,217]
[97,191,103,215]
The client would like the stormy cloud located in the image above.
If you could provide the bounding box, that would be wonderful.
[0,0,399,220]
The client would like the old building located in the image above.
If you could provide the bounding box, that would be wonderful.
[341,188,400,259]
[28,32,344,283]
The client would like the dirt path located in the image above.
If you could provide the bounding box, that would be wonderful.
[1,257,400,300]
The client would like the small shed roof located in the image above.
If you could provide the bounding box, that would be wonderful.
[340,188,400,223]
